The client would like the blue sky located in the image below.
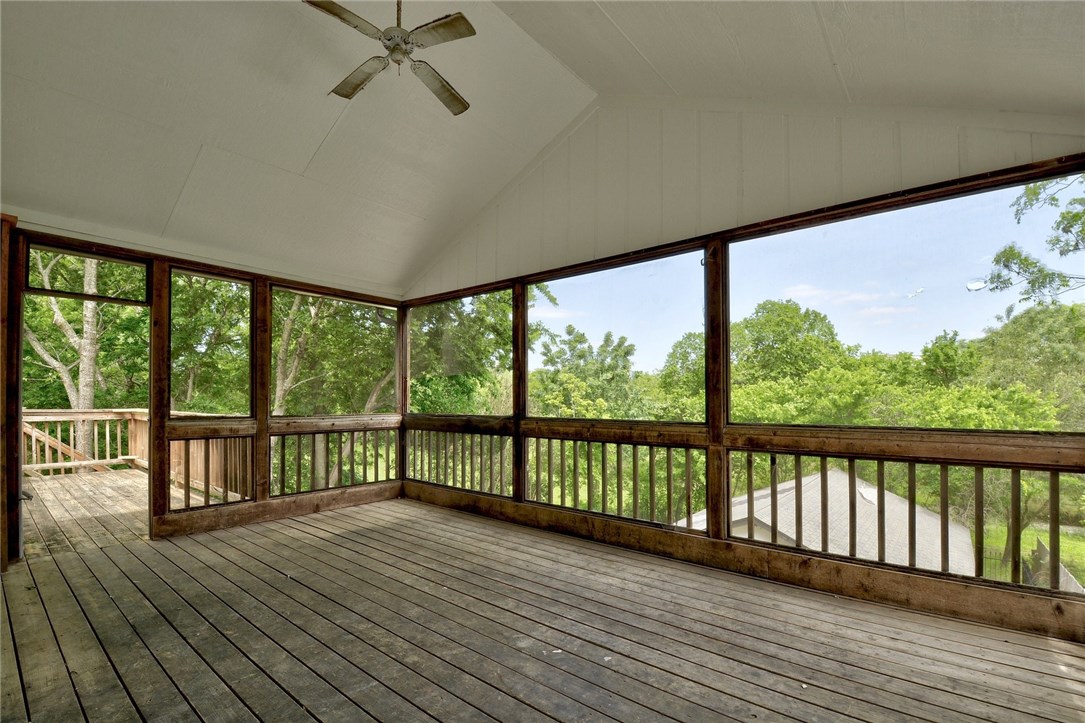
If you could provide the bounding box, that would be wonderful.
[530,176,1084,373]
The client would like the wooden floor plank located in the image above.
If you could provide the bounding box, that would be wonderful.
[9,471,1083,723]
[249,521,630,723]
[21,476,71,557]
[1,581,28,723]
[316,507,984,723]
[209,527,558,723]
[125,539,418,722]
[174,533,490,723]
[25,555,139,723]
[364,501,1084,719]
[78,547,260,723]
[268,517,682,723]
[50,551,194,721]
[103,543,331,723]
[2,561,84,721]
[277,514,751,723]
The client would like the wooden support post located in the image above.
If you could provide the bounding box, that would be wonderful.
[511,282,527,503]
[149,259,171,533]
[396,306,409,481]
[253,279,271,502]
[704,240,726,539]
[1,215,22,569]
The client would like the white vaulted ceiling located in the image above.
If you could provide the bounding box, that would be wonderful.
[2,2,1084,299]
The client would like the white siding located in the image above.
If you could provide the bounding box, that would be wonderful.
[407,97,1085,299]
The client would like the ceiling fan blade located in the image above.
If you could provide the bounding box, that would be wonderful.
[333,55,389,98]
[408,13,476,49]
[411,60,469,115]
[305,0,383,41]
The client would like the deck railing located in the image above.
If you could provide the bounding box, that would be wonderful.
[21,409,150,474]
[403,415,1084,598]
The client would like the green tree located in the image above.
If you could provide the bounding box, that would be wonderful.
[921,330,978,386]
[730,300,853,385]
[531,325,646,419]
[984,174,1084,303]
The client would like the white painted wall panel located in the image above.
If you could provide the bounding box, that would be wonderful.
[567,115,598,266]
[407,98,1085,299]
[842,118,900,201]
[740,113,788,225]
[959,128,1033,177]
[595,106,630,259]
[1032,133,1085,161]
[697,112,741,236]
[627,107,664,252]
[899,122,960,190]
[660,108,701,245]
[788,115,842,213]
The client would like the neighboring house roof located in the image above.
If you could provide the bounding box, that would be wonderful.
[685,468,976,576]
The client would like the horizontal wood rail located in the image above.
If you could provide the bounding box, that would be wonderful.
[726,424,1085,471]
[522,418,710,447]
[21,409,149,476]
[405,414,513,436]
[270,414,400,435]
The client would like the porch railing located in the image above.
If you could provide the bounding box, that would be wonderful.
[21,409,150,475]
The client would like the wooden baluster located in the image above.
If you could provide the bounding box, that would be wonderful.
[769,453,778,544]
[940,464,950,573]
[294,435,301,494]
[746,452,755,540]
[685,449,693,528]
[183,440,191,510]
[646,447,656,523]
[1010,469,1022,584]
[601,443,609,515]
[848,459,857,558]
[877,460,886,563]
[385,429,391,481]
[546,439,554,504]
[820,457,829,553]
[534,438,541,502]
[616,444,624,518]
[203,440,211,507]
[794,455,803,548]
[907,463,917,568]
[666,448,674,526]
[590,442,598,510]
[974,467,985,578]
[1050,471,1060,590]
[631,445,639,520]
[572,441,580,510]
[560,440,567,507]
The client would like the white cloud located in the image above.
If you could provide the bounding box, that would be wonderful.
[782,283,885,305]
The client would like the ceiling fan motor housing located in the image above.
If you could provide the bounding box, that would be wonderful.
[382,27,413,63]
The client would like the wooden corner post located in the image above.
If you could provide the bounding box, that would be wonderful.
[148,259,171,534]
[253,279,271,502]
[1,215,23,569]
[512,282,527,503]
[396,305,409,481]
[705,240,727,539]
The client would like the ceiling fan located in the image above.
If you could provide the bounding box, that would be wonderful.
[305,0,476,115]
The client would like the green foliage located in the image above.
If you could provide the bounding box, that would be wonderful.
[169,273,251,415]
[531,325,647,419]
[921,331,978,386]
[409,291,514,414]
[271,290,396,416]
[985,174,1085,302]
[730,300,854,385]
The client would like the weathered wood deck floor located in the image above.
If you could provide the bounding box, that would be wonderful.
[3,471,1084,722]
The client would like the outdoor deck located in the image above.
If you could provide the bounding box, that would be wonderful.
[2,471,1084,722]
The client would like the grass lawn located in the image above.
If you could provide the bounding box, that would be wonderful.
[979,523,1085,586]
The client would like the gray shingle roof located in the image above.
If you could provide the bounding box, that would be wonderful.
[685,468,976,575]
